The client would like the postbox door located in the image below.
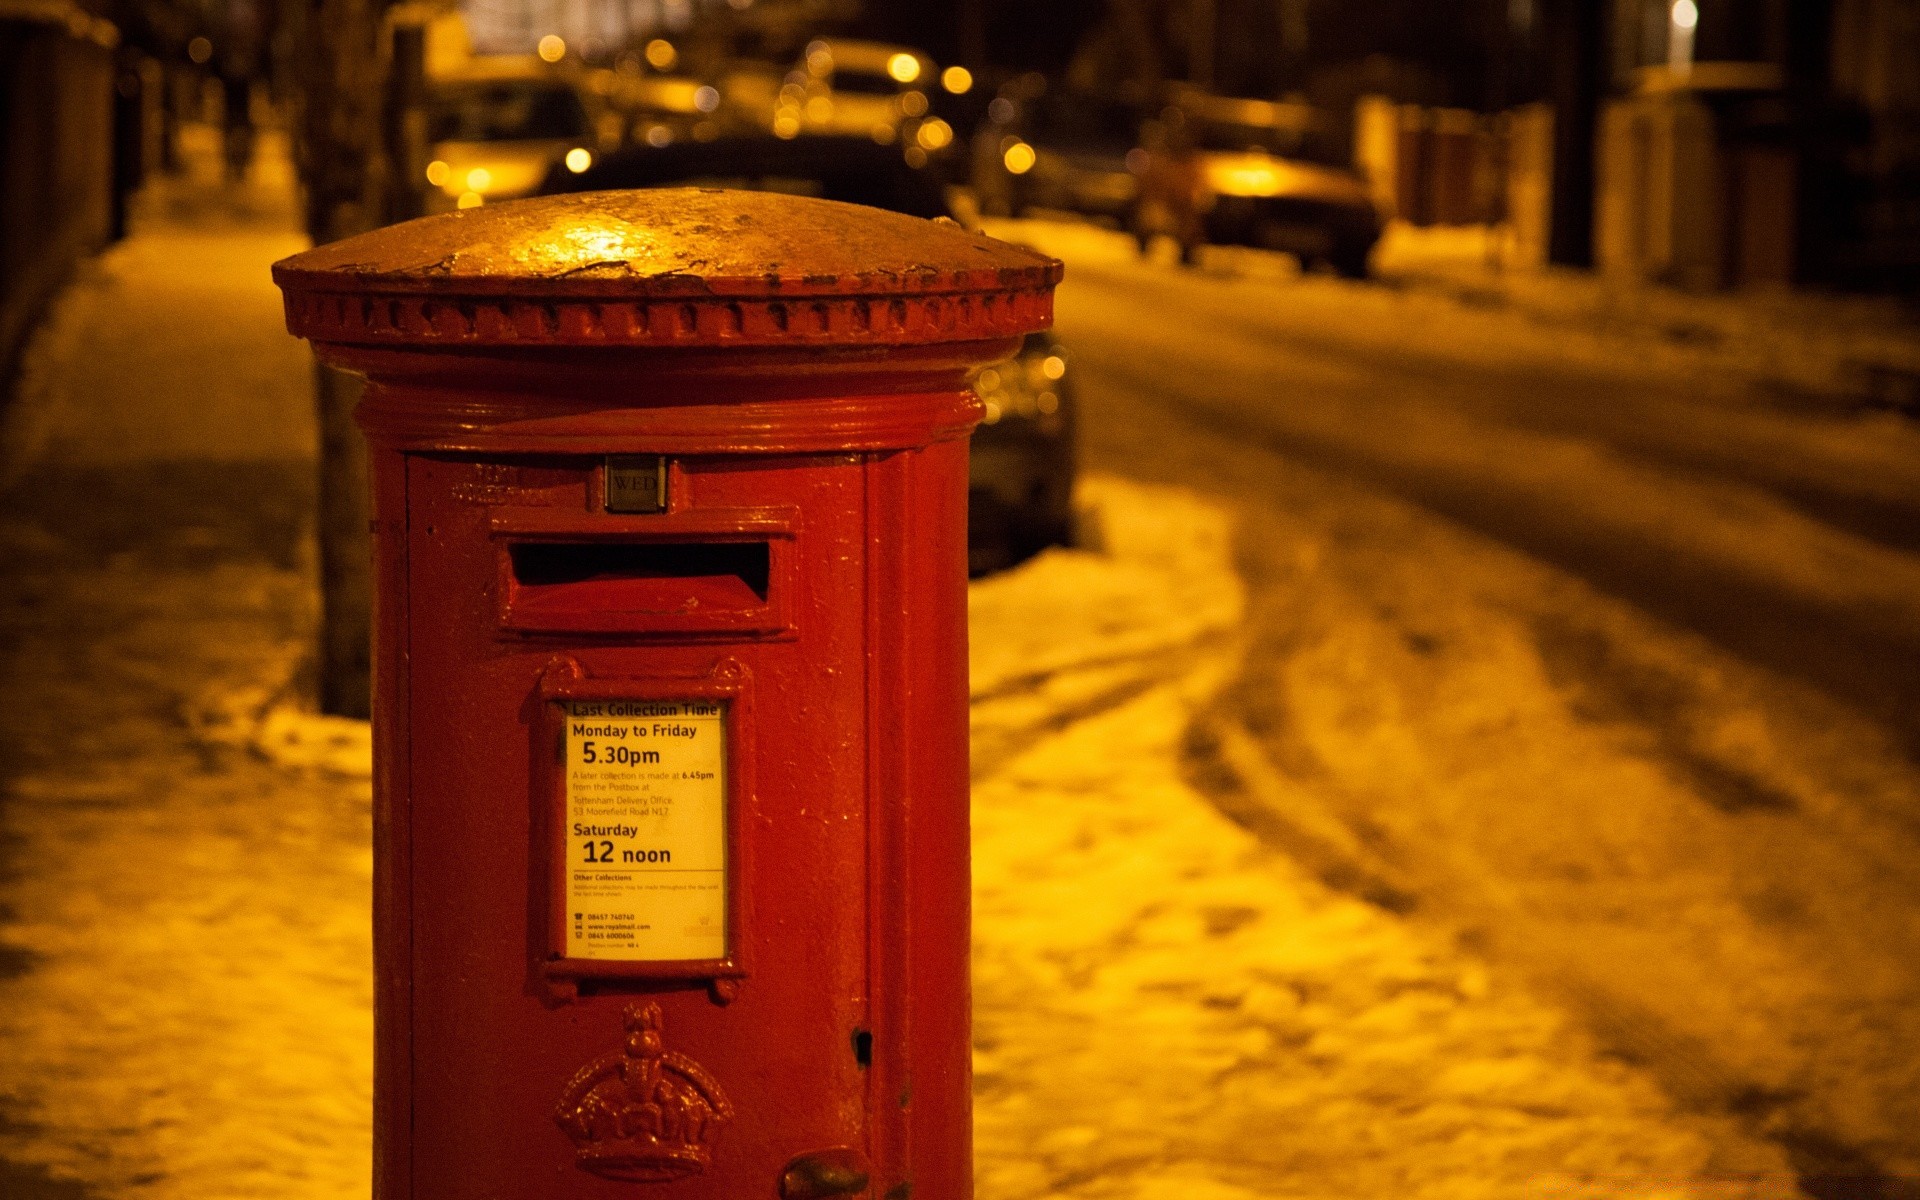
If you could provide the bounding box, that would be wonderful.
[399,453,874,1198]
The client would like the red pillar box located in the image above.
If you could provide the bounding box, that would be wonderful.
[272,190,1060,1200]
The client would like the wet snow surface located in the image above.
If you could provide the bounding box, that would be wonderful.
[3,138,1919,1198]
[1003,223,1920,1197]
[0,132,368,1200]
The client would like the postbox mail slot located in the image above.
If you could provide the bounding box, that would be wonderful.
[494,508,798,637]
[511,541,771,626]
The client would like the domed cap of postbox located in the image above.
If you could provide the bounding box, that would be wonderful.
[272,189,1062,350]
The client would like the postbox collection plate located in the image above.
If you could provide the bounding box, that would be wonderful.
[538,656,751,985]
[560,697,727,962]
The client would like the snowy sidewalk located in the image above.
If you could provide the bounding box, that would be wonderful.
[0,126,373,1200]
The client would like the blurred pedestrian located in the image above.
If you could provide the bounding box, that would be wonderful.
[219,52,255,183]
[111,47,148,240]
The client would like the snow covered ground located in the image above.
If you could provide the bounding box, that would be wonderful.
[3,131,1914,1199]
[0,436,1795,1199]
[971,481,1797,1200]
[992,216,1920,1193]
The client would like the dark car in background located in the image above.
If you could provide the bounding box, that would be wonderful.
[1132,89,1382,275]
[422,57,610,212]
[973,74,1147,222]
[540,135,1076,575]
[597,71,731,147]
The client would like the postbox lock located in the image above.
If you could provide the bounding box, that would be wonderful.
[780,1148,873,1198]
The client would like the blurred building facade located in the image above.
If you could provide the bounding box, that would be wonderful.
[1040,0,1917,290]
[1803,0,1918,286]
[460,0,855,60]
[0,0,120,390]
[1596,0,1920,289]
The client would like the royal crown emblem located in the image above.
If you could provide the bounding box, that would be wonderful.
[555,1002,734,1182]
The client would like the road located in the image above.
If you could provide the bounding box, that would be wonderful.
[1010,221,1920,1195]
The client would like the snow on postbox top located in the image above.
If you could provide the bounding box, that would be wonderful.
[271,189,1063,352]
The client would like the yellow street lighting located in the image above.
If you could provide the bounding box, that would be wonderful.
[644,38,677,70]
[537,34,566,63]
[465,167,492,192]
[425,160,451,187]
[1002,141,1036,174]
[887,53,921,84]
[916,118,953,151]
[1667,0,1698,71]
[564,147,592,173]
[941,66,973,94]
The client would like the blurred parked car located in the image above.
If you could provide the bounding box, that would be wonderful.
[1131,90,1382,276]
[773,38,954,165]
[973,74,1147,222]
[540,134,1075,573]
[423,57,610,211]
[714,57,785,130]
[608,73,731,146]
